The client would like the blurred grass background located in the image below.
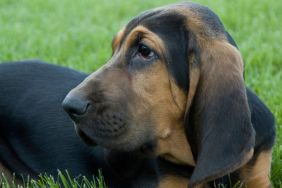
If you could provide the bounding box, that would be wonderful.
[0,0,281,187]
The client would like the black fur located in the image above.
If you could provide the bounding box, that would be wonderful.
[0,60,158,188]
[248,89,276,153]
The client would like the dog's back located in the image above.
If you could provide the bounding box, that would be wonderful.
[0,60,98,177]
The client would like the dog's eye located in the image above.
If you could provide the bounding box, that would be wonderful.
[137,43,154,59]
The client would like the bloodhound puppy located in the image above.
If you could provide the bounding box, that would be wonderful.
[63,2,275,188]
[0,61,158,188]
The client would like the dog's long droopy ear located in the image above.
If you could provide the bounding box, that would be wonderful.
[185,39,255,187]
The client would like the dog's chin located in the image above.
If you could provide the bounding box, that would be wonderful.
[75,124,156,155]
[91,134,152,152]
[75,125,97,146]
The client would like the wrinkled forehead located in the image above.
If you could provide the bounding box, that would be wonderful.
[125,9,185,37]
[121,7,186,48]
[123,3,226,41]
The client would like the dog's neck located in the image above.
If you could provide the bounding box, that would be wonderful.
[156,124,195,166]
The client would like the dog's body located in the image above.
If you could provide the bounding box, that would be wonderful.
[0,57,275,188]
[63,2,275,187]
[0,61,158,188]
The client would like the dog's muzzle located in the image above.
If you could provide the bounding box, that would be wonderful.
[62,92,128,142]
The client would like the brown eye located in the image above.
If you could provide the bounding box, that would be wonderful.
[138,43,154,59]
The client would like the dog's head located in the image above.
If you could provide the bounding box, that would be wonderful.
[63,3,255,186]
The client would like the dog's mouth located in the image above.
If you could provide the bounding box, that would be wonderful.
[73,108,129,143]
[74,122,126,148]
[75,121,156,155]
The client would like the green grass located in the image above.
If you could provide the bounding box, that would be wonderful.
[0,0,281,187]
[0,170,106,188]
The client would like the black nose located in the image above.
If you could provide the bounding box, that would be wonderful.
[62,95,90,119]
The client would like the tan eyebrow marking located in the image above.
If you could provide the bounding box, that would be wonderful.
[122,25,166,56]
[112,27,125,53]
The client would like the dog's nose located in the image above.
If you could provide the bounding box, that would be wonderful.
[62,95,90,119]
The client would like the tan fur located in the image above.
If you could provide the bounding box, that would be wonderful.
[240,150,272,188]
[159,175,188,188]
[157,124,195,165]
[196,39,245,105]
[168,76,187,112]
[178,7,216,38]
[184,60,200,117]
[115,25,195,166]
[122,25,166,55]
[112,27,125,53]
[199,40,244,73]
[130,60,195,166]
[159,175,206,188]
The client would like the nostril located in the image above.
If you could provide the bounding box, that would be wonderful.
[62,96,90,118]
[67,104,88,116]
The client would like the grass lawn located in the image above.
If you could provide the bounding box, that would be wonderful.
[0,0,281,187]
